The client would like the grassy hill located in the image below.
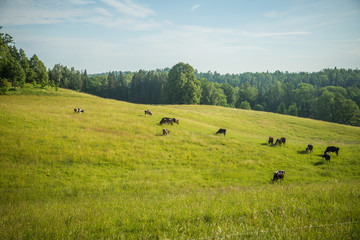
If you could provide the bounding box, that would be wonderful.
[1,85,360,239]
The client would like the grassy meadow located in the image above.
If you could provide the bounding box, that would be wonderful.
[1,85,360,239]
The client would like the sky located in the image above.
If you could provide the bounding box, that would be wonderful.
[0,0,359,74]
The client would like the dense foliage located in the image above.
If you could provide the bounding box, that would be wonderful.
[0,27,48,93]
[1,28,360,126]
[167,62,201,104]
[46,65,360,126]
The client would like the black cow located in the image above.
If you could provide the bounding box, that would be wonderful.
[320,153,331,162]
[145,110,152,116]
[281,137,286,145]
[268,137,274,145]
[272,170,285,182]
[324,146,339,155]
[306,144,313,152]
[275,138,282,146]
[162,129,170,135]
[160,117,173,125]
[216,129,226,136]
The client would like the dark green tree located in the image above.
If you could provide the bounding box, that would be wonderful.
[287,103,298,116]
[239,101,251,110]
[19,49,31,84]
[29,54,48,87]
[236,82,257,108]
[293,83,315,117]
[314,90,334,122]
[166,62,201,104]
[332,95,360,125]
[81,70,88,92]
[221,83,236,107]
[277,102,286,114]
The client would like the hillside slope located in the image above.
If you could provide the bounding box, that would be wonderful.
[1,86,360,239]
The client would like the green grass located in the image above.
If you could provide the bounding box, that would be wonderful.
[1,85,360,239]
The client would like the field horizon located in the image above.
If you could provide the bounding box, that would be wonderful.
[1,85,360,239]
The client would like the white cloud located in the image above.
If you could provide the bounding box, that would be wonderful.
[264,10,287,19]
[68,0,95,5]
[191,4,201,11]
[95,7,113,17]
[242,31,310,38]
[101,0,155,18]
[347,47,360,55]
[0,0,159,30]
[0,0,89,25]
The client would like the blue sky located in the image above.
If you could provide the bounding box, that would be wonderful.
[1,0,359,74]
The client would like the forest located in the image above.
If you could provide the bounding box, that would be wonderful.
[1,28,360,126]
[46,63,360,126]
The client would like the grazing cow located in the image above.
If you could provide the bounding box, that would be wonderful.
[171,118,179,124]
[145,110,152,116]
[272,170,285,182]
[324,146,339,155]
[216,128,226,136]
[160,117,173,125]
[281,137,286,145]
[306,144,313,152]
[74,108,84,113]
[320,153,331,162]
[162,129,170,135]
[268,137,274,145]
[275,138,282,146]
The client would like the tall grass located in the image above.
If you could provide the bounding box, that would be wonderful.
[1,85,359,239]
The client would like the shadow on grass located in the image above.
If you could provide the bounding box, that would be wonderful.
[313,161,326,166]
[297,150,308,154]
[260,143,276,147]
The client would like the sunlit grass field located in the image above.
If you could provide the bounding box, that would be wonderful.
[1,85,360,239]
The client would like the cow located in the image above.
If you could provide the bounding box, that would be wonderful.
[272,170,285,182]
[324,146,339,155]
[275,138,282,146]
[268,137,274,145]
[162,129,170,135]
[281,137,286,145]
[145,110,152,116]
[171,118,179,124]
[306,144,313,152]
[160,117,173,125]
[320,153,331,162]
[216,128,226,136]
[74,108,84,113]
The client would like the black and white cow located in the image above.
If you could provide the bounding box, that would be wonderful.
[162,129,170,135]
[272,170,285,182]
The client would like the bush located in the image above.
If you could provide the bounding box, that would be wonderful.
[0,78,9,95]
[239,101,251,110]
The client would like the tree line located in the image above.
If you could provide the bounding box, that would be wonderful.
[0,27,48,93]
[1,28,360,126]
[46,63,360,126]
